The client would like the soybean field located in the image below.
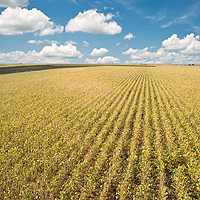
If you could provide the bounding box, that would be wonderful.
[0,66,200,199]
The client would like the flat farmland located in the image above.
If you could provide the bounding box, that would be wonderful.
[0,66,200,199]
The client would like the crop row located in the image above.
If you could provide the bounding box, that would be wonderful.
[0,66,199,199]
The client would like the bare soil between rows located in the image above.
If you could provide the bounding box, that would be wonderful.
[0,65,86,74]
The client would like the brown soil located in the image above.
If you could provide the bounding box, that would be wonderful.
[0,65,86,75]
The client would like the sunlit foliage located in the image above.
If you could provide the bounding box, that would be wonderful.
[0,66,200,199]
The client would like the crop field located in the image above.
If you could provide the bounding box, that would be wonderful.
[0,65,200,199]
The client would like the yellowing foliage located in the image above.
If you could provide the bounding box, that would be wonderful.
[0,66,200,199]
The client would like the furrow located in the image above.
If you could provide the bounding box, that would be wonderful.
[159,72,200,132]
[15,74,137,199]
[0,73,133,192]
[148,73,172,199]
[151,74,196,199]
[94,74,145,200]
[57,74,143,198]
[133,73,157,199]
[116,73,146,199]
[153,75,200,199]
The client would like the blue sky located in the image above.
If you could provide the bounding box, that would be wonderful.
[0,0,200,64]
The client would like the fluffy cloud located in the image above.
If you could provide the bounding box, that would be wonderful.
[96,56,120,63]
[0,7,64,35]
[162,33,199,50]
[0,0,28,8]
[162,33,200,56]
[90,48,109,56]
[123,33,200,64]
[85,56,120,64]
[124,33,135,40]
[123,47,153,60]
[65,9,122,35]
[0,44,83,63]
[123,47,181,64]
[0,50,43,63]
[85,58,96,63]
[39,44,83,59]
[28,39,60,44]
[39,25,64,36]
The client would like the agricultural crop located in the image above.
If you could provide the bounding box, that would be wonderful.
[0,65,200,199]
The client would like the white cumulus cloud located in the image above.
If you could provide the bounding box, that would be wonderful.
[0,50,41,63]
[65,9,122,35]
[0,44,83,63]
[162,33,199,50]
[85,58,96,63]
[162,33,200,56]
[39,24,64,36]
[90,48,109,56]
[123,47,153,60]
[123,47,181,64]
[39,43,83,59]
[96,56,120,63]
[123,33,200,64]
[0,7,64,35]
[124,33,135,40]
[0,0,28,8]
